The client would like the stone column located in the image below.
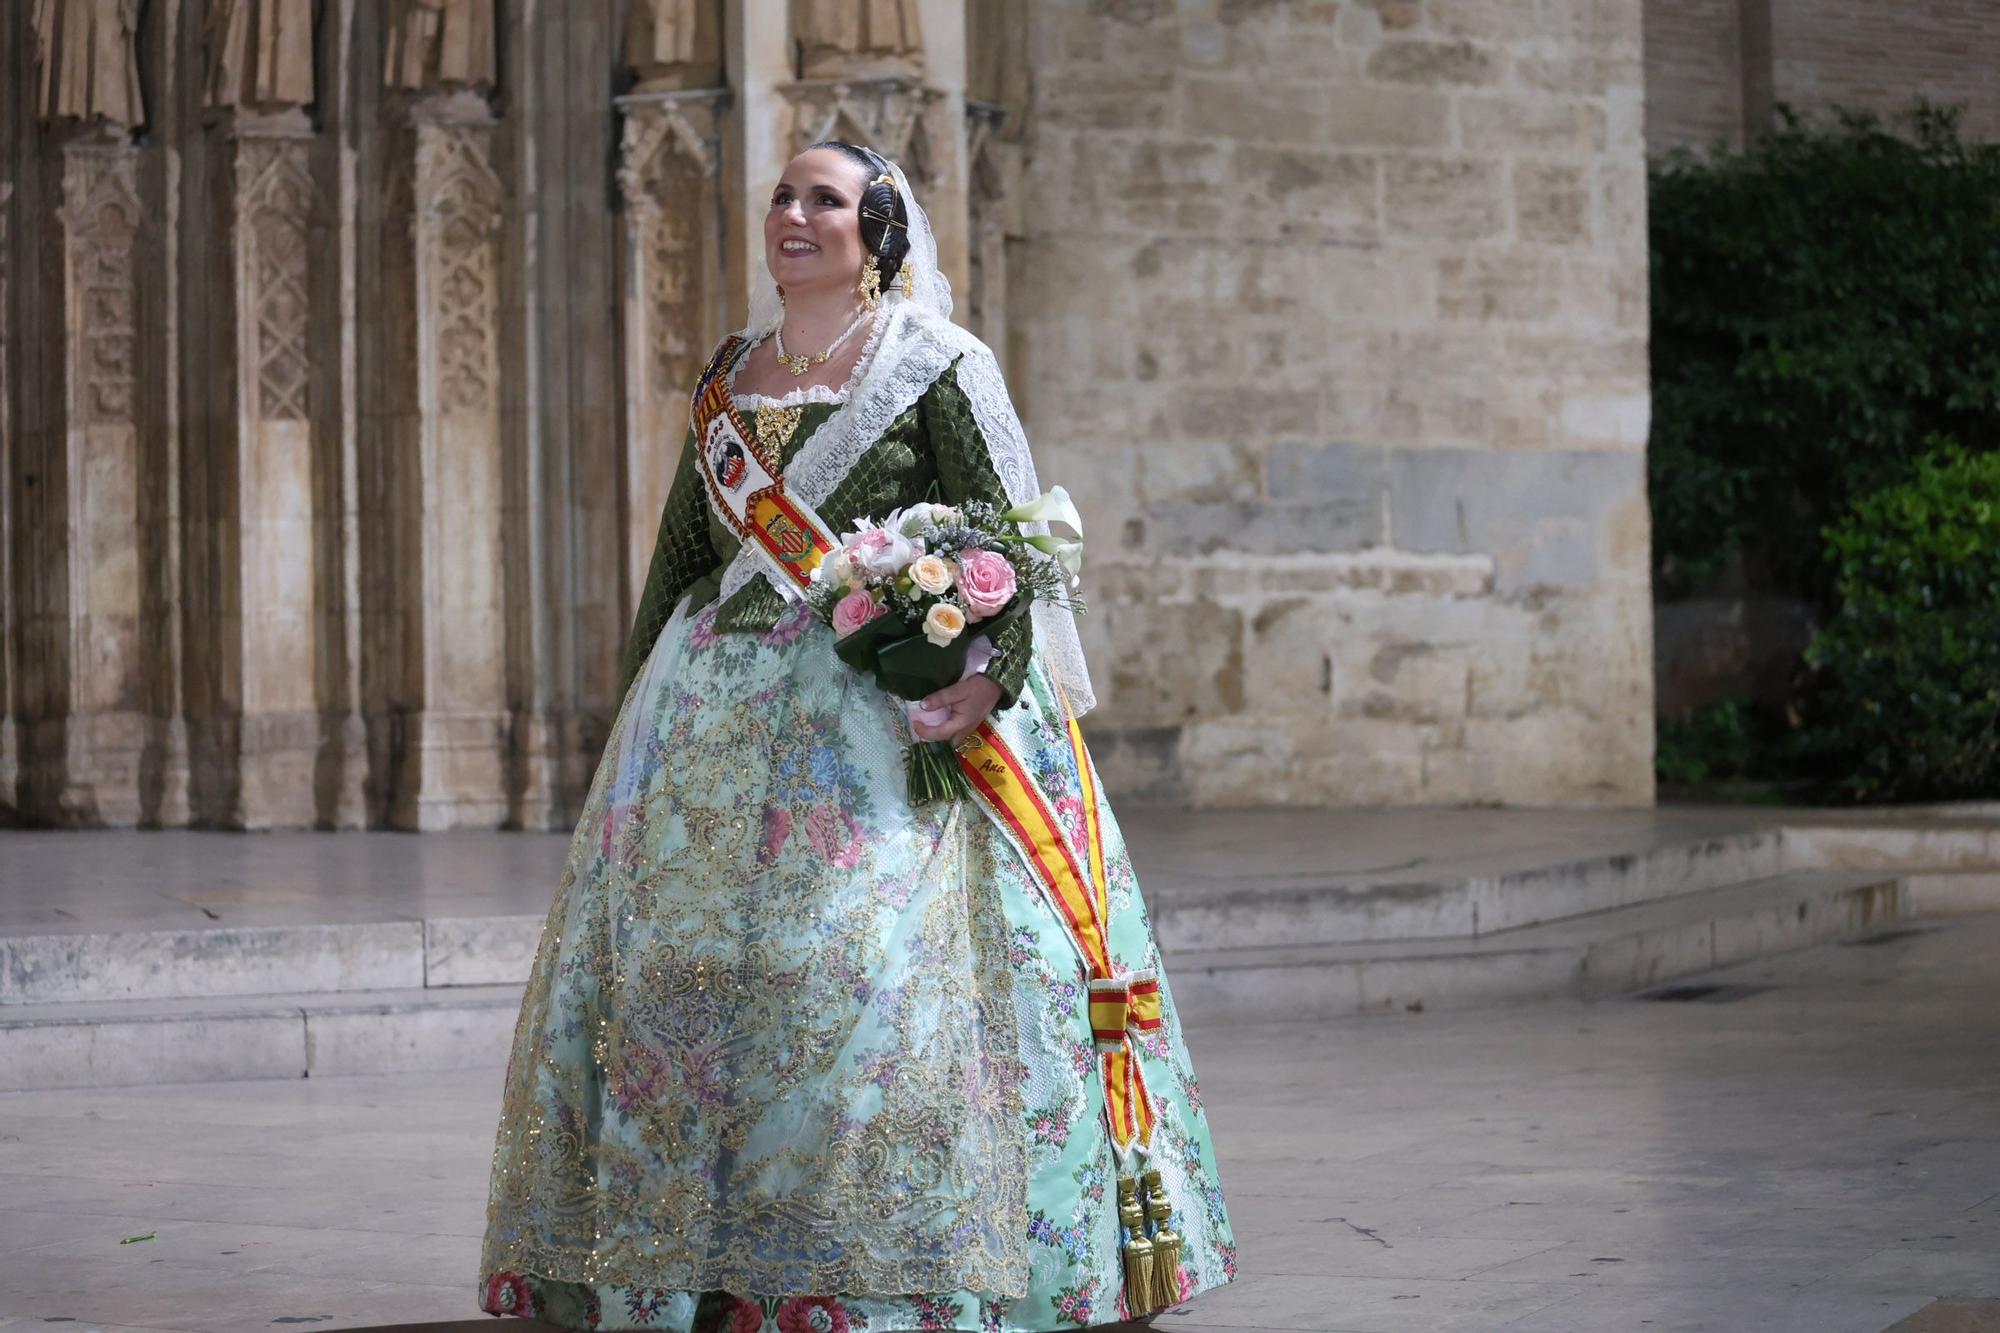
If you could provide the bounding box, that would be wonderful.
[16,132,148,823]
[368,8,509,828]
[963,0,1025,354]
[0,176,15,814]
[188,123,325,826]
[180,0,331,826]
[12,0,150,823]
[615,4,727,628]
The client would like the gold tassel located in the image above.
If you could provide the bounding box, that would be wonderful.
[1116,1175,1158,1318]
[1142,1167,1184,1311]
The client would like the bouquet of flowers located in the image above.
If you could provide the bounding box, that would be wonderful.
[805,488,1085,803]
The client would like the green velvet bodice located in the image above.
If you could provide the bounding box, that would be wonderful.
[617,352,1034,707]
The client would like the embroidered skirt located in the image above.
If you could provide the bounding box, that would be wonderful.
[477,596,1236,1332]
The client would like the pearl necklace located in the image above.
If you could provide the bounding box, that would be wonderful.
[774,306,874,377]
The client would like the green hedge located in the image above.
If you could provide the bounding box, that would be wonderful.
[1798,442,2000,801]
[1649,106,2000,605]
[1649,106,2000,799]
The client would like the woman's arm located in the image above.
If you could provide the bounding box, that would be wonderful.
[919,355,1034,712]
[616,426,720,699]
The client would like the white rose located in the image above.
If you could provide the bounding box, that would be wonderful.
[899,502,962,535]
[909,554,955,595]
[923,601,966,647]
[843,521,924,578]
[821,548,864,590]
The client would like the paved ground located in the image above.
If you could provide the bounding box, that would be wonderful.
[1,915,1996,1333]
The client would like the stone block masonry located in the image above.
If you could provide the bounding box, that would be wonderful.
[1012,0,1654,805]
[3,0,1657,822]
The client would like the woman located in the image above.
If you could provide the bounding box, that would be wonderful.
[478,142,1236,1333]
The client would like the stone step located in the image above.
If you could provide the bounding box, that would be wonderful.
[1165,867,1914,1026]
[1147,825,1794,952]
[9,822,2000,1010]
[9,867,1972,1092]
[0,913,545,1006]
[0,983,522,1092]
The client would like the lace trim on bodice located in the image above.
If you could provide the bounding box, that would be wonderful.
[732,384,850,411]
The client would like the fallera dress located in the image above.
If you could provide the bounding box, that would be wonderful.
[477,316,1237,1333]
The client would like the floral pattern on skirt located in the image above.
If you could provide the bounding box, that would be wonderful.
[479,598,1236,1330]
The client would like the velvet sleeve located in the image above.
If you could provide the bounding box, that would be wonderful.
[617,426,720,700]
[920,356,1034,710]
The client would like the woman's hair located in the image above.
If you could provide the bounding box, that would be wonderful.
[804,140,910,290]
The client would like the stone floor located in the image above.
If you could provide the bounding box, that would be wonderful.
[2,913,1995,1333]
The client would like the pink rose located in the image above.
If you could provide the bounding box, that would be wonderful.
[831,589,885,638]
[956,548,1018,620]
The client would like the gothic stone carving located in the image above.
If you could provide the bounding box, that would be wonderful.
[60,147,141,425]
[792,0,924,81]
[414,125,502,413]
[204,0,316,111]
[235,138,315,421]
[617,98,719,405]
[624,0,723,91]
[33,0,145,129]
[782,78,946,191]
[383,0,496,93]
[615,93,723,619]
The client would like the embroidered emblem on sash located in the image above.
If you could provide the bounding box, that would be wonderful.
[689,337,839,590]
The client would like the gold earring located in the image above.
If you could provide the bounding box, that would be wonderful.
[858,254,882,311]
[900,263,915,300]
[776,283,786,305]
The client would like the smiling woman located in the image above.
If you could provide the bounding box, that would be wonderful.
[474,144,1238,1333]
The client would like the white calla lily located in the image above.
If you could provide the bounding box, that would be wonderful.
[1000,486,1083,537]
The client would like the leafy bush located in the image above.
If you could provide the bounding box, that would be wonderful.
[1656,699,1770,788]
[1798,441,2000,801]
[1649,105,2000,604]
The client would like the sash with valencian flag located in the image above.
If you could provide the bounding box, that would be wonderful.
[687,336,1162,1165]
[689,336,841,589]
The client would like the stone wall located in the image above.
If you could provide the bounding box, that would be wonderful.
[1012,0,1655,804]
[1646,0,2000,154]
[2,0,1658,825]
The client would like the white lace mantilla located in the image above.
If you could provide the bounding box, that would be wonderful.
[713,302,1098,716]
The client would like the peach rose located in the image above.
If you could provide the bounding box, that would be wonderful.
[923,601,966,647]
[909,554,955,595]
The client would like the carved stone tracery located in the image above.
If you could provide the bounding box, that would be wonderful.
[782,78,945,191]
[618,99,720,404]
[415,126,503,414]
[236,139,315,421]
[61,148,142,425]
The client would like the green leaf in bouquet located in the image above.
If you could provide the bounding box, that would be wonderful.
[831,612,916,677]
[873,634,974,700]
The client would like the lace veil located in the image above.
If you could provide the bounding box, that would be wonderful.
[733,154,1098,716]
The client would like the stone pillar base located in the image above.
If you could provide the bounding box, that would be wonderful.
[388,709,510,830]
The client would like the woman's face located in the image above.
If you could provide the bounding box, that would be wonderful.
[764,148,873,300]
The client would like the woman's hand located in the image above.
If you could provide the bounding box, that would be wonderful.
[910,674,1004,745]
